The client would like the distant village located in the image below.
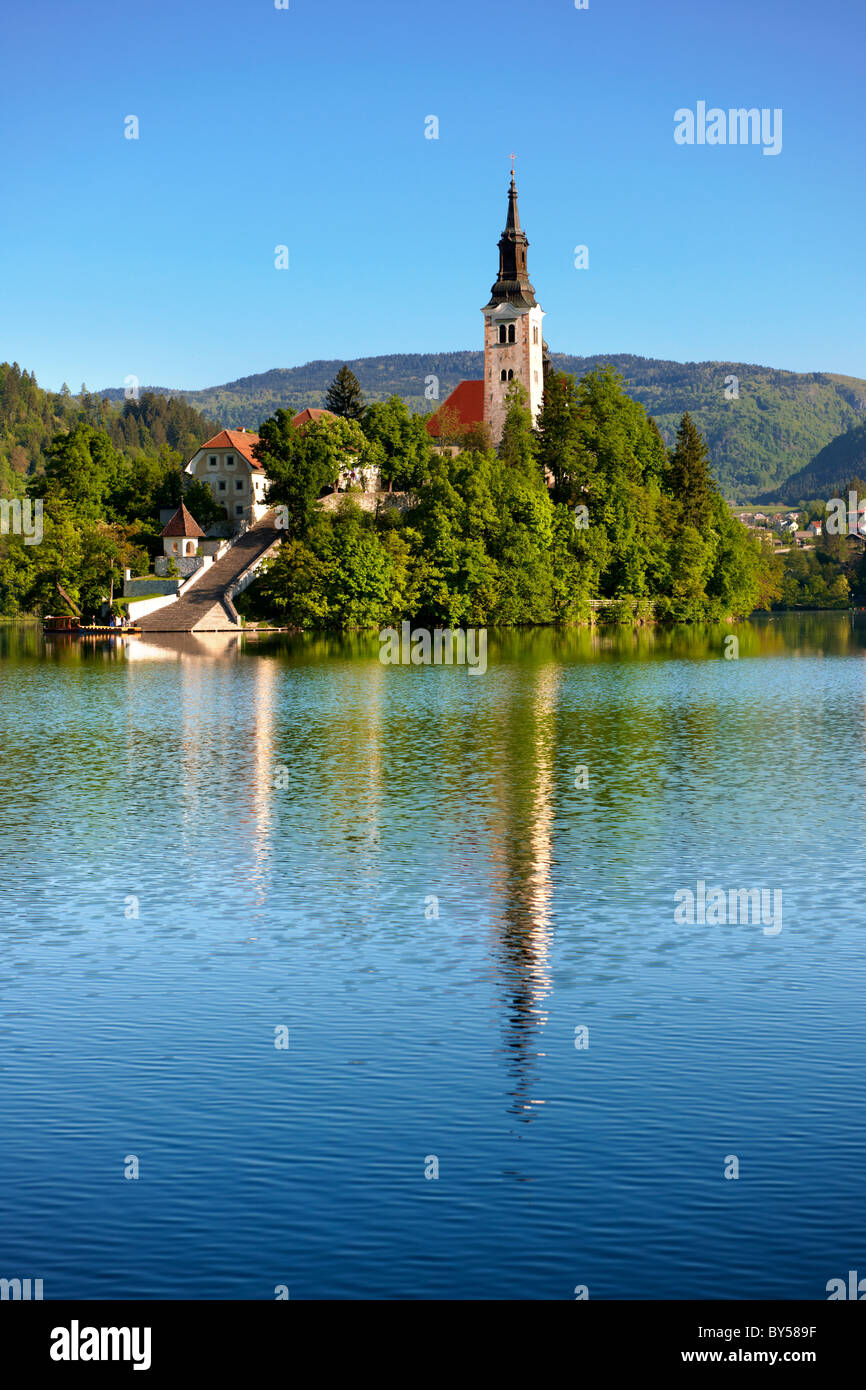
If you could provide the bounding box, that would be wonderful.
[730,503,866,550]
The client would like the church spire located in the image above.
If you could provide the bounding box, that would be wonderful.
[485,168,536,309]
[505,170,521,233]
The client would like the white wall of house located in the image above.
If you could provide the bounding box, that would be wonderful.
[186,447,271,525]
[163,537,201,558]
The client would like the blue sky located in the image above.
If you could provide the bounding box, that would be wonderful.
[1,0,864,392]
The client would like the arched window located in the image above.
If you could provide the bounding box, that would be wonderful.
[500,369,507,382]
[507,324,516,343]
[507,369,514,381]
[498,324,507,344]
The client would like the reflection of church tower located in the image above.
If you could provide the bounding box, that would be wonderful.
[488,663,559,1119]
[482,171,549,442]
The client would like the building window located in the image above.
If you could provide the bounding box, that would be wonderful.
[498,324,507,344]
[186,542,195,556]
[208,456,217,468]
[218,480,227,492]
[235,479,244,491]
[235,504,244,516]
[533,325,539,345]
[226,455,235,467]
[507,369,514,381]
[500,369,507,382]
[507,324,516,343]
[534,371,538,383]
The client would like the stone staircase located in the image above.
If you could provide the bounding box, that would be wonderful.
[136,517,282,632]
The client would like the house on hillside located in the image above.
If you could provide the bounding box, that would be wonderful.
[185,428,271,527]
[292,407,334,430]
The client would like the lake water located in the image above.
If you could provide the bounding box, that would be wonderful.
[0,614,864,1300]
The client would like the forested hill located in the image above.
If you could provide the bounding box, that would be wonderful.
[757,417,866,503]
[98,352,866,501]
[0,362,219,497]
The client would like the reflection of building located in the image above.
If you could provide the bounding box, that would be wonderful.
[487,663,559,1118]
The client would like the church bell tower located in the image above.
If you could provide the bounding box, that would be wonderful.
[482,170,547,443]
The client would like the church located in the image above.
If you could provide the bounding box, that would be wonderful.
[428,169,550,445]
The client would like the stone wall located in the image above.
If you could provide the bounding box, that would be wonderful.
[124,577,180,597]
[155,555,208,579]
[318,489,413,516]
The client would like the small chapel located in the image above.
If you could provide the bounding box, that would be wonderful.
[428,168,551,446]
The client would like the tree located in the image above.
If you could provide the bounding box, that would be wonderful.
[498,381,537,478]
[32,423,124,522]
[667,412,715,532]
[362,396,431,491]
[537,369,584,495]
[324,365,365,420]
[256,410,366,538]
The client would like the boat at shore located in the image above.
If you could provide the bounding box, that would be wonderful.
[43,615,141,636]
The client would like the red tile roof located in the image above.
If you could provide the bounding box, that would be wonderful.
[292,407,337,429]
[199,428,262,469]
[160,503,205,539]
[426,380,485,437]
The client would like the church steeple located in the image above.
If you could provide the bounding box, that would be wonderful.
[485,170,537,310]
[481,165,546,444]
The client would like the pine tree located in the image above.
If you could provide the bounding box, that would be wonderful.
[668,412,714,531]
[324,365,365,420]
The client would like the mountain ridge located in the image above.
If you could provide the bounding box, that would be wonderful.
[95,351,866,502]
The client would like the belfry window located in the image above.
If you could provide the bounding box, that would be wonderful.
[500,370,508,382]
[507,369,514,381]
[507,324,516,343]
[533,325,539,345]
[498,324,507,344]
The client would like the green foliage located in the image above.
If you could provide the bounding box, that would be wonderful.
[0,357,788,628]
[0,364,219,492]
[498,381,538,478]
[361,396,431,490]
[767,419,866,503]
[245,366,773,629]
[324,365,365,420]
[776,545,851,609]
[667,412,714,530]
[256,410,366,537]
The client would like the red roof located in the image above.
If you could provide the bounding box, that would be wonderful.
[292,407,337,429]
[160,503,205,539]
[199,428,262,469]
[426,380,485,437]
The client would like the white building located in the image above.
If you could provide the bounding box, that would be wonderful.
[185,428,271,527]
